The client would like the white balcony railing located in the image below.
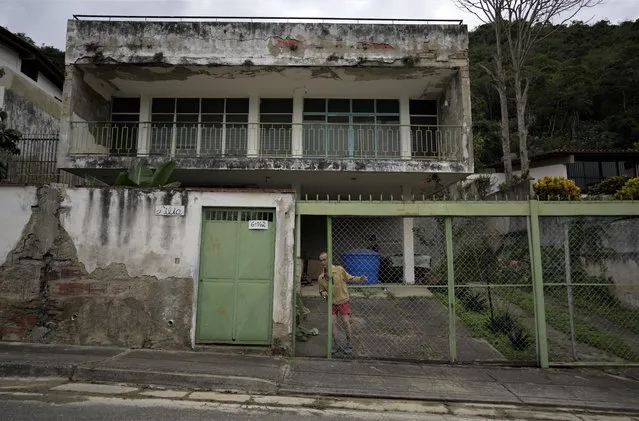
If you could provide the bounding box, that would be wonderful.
[68,121,464,160]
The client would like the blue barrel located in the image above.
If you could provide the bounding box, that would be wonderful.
[342,249,381,285]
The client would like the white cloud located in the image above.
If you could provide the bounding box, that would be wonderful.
[1,0,636,48]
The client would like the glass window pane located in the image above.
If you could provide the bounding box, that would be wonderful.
[226,98,249,114]
[151,98,175,113]
[151,113,174,123]
[376,99,399,114]
[327,115,349,124]
[201,99,225,113]
[410,116,437,126]
[352,99,374,113]
[201,114,223,123]
[112,97,140,114]
[176,98,199,113]
[261,114,292,123]
[304,99,326,113]
[377,115,400,124]
[226,114,249,123]
[410,99,437,115]
[328,99,350,113]
[353,116,374,124]
[303,115,326,122]
[260,98,293,114]
[176,114,199,123]
[111,114,139,122]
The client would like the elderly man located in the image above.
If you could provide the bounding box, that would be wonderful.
[318,251,367,354]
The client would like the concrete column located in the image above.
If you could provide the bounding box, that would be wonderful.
[57,65,79,167]
[402,184,415,284]
[247,95,259,157]
[292,92,303,157]
[459,66,473,170]
[137,95,151,156]
[400,95,411,159]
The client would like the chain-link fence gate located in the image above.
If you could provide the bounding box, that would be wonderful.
[294,200,639,367]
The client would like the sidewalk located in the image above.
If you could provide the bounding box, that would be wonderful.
[1,342,638,413]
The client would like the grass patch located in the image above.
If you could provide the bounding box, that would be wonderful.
[506,288,639,362]
[433,291,536,361]
[571,294,639,335]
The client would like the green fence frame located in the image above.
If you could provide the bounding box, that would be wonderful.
[296,200,639,368]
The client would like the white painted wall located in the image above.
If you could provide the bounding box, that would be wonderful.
[56,187,295,348]
[37,72,62,99]
[0,43,20,71]
[0,186,37,264]
[462,163,569,195]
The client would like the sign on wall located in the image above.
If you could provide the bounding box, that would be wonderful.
[155,205,185,217]
[248,220,269,230]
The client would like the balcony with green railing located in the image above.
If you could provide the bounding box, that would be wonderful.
[67,121,465,161]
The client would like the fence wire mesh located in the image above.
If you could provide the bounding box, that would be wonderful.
[295,209,639,366]
[540,216,639,363]
[451,217,537,363]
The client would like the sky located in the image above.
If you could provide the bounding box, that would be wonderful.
[1,0,638,49]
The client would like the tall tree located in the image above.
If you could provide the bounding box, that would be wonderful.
[502,0,601,175]
[455,0,601,179]
[454,0,514,180]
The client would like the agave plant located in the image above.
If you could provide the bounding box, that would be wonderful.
[114,161,181,188]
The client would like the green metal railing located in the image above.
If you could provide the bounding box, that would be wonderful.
[67,121,464,160]
[294,200,639,367]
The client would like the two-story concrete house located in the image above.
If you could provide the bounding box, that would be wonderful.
[55,16,473,350]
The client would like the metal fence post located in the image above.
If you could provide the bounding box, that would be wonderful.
[326,216,333,358]
[445,217,457,363]
[563,222,578,361]
[529,200,549,368]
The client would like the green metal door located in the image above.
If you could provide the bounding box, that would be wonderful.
[196,208,275,344]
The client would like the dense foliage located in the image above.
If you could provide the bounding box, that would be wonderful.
[612,177,639,200]
[14,32,64,75]
[533,176,582,200]
[471,20,639,168]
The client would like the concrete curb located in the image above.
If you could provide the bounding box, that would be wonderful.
[0,362,74,379]
[72,366,279,395]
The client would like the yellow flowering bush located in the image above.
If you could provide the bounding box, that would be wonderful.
[612,177,639,200]
[533,176,581,201]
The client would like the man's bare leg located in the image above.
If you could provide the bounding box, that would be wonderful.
[342,314,353,353]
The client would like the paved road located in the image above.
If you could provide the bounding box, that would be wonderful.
[0,395,476,421]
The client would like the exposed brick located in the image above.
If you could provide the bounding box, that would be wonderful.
[272,36,300,48]
[356,41,394,50]
[55,282,91,296]
[12,312,37,328]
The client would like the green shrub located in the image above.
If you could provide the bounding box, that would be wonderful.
[612,177,639,200]
[587,176,630,196]
[508,326,532,351]
[533,176,581,201]
[486,312,517,335]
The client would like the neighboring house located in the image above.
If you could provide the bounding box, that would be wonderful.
[0,26,64,183]
[484,150,639,194]
[54,15,473,350]
[0,26,63,133]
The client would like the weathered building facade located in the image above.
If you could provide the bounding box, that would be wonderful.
[33,16,474,352]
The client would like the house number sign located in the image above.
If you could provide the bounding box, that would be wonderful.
[155,205,185,216]
[248,220,269,230]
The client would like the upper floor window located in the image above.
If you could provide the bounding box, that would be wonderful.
[302,99,400,158]
[109,98,140,155]
[409,99,439,158]
[260,98,293,156]
[150,98,248,156]
[20,59,38,82]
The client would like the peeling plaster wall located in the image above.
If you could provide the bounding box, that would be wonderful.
[0,67,61,133]
[0,185,296,353]
[58,65,111,166]
[66,20,468,68]
[439,68,472,167]
[0,186,37,264]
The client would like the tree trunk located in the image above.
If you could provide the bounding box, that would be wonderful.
[494,26,512,181]
[514,73,529,176]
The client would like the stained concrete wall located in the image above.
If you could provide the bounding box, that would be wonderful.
[438,67,472,164]
[0,67,61,134]
[0,185,296,353]
[66,20,468,68]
